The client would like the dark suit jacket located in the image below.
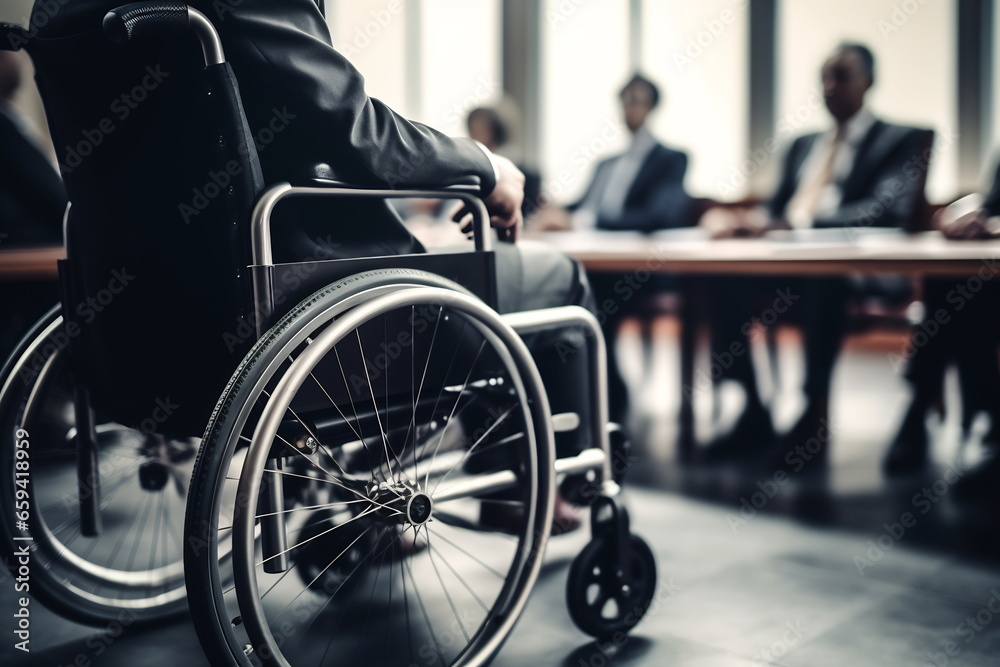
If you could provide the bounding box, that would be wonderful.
[31,0,495,259]
[769,120,934,231]
[983,157,1000,217]
[0,107,66,246]
[570,143,692,232]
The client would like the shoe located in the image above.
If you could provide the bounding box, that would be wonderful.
[771,407,831,475]
[953,454,1000,504]
[700,401,775,463]
[883,414,929,476]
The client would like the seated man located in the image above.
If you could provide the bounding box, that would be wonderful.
[533,74,693,420]
[467,106,543,220]
[885,157,1000,476]
[34,0,598,519]
[702,43,932,468]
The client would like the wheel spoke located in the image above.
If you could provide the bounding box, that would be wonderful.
[424,337,485,489]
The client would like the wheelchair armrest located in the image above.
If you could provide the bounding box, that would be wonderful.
[251,181,493,267]
[1,24,28,51]
[103,2,224,67]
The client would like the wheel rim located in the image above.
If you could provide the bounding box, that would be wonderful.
[0,315,191,615]
[206,285,554,666]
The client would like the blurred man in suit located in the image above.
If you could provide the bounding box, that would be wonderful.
[884,158,1000,476]
[702,43,932,468]
[0,51,67,358]
[533,74,693,421]
[467,106,543,220]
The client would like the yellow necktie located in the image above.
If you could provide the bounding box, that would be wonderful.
[787,128,845,228]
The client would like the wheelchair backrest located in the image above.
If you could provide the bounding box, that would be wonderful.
[24,23,264,436]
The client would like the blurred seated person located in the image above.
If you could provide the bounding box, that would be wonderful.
[467,106,543,220]
[0,51,67,357]
[884,158,1000,476]
[701,43,932,468]
[532,73,693,421]
[532,73,691,234]
[400,105,543,247]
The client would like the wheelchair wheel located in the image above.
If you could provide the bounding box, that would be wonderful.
[0,307,190,624]
[566,534,657,638]
[186,269,556,667]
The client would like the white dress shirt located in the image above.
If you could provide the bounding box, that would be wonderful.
[573,127,658,229]
[787,107,877,229]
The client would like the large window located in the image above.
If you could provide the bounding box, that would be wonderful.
[640,0,750,200]
[778,0,958,202]
[327,1,501,136]
[539,0,632,205]
[989,4,1000,180]
[417,1,502,137]
[327,0,411,115]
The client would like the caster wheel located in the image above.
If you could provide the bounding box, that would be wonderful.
[567,534,657,638]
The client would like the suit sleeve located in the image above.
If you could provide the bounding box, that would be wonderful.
[206,0,497,193]
[769,138,806,221]
[596,151,692,232]
[812,129,931,230]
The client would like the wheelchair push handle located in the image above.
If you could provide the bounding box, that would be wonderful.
[103,2,225,66]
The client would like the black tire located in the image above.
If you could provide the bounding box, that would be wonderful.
[566,534,657,638]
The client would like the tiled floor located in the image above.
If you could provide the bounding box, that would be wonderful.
[3,318,1000,666]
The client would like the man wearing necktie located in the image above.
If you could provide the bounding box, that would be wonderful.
[702,43,933,470]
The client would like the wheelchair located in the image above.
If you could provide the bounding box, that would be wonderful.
[0,4,657,664]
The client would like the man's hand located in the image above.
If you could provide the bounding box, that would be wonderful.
[937,206,1000,240]
[453,153,525,242]
[700,206,771,239]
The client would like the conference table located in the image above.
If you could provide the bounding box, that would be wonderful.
[534,227,1000,458]
[6,229,1000,457]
